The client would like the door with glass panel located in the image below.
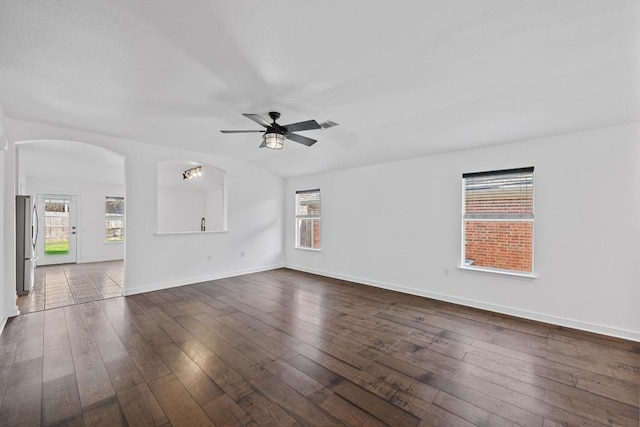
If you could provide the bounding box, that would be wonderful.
[36,194,77,265]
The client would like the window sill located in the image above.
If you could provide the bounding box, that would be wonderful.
[155,230,228,236]
[104,240,124,244]
[295,246,322,252]
[458,265,537,279]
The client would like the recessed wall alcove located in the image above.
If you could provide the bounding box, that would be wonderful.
[156,161,227,234]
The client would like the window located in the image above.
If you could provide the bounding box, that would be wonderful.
[105,196,125,242]
[295,189,321,250]
[462,167,534,274]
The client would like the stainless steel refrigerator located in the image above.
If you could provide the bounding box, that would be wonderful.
[16,195,38,295]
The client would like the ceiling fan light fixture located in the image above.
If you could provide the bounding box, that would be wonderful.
[264,132,284,150]
[221,112,321,148]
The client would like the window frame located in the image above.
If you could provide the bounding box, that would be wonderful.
[460,167,535,277]
[295,189,321,251]
[105,196,125,243]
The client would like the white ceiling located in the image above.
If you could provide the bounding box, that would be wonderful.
[18,140,125,186]
[1,1,638,178]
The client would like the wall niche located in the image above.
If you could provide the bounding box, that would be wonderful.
[156,161,227,233]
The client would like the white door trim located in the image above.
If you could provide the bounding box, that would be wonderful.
[36,194,78,266]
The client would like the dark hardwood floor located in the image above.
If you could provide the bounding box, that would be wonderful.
[0,268,638,426]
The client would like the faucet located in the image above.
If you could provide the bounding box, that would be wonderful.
[201,217,206,232]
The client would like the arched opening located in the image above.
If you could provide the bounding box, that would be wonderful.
[15,139,126,313]
[156,160,227,234]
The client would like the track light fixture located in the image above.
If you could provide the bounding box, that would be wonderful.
[183,166,202,180]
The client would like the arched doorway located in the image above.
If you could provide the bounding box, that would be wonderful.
[15,140,126,313]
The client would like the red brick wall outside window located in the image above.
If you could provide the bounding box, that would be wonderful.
[296,190,321,249]
[463,168,534,273]
[464,221,532,272]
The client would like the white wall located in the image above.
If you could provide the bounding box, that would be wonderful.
[0,105,18,329]
[157,188,206,232]
[157,187,225,233]
[24,177,126,263]
[0,147,5,328]
[205,189,225,231]
[6,119,285,298]
[285,123,640,341]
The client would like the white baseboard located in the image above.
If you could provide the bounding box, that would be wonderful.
[0,305,18,336]
[123,263,285,296]
[285,264,640,342]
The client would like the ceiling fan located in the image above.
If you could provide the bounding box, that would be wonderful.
[220,112,322,150]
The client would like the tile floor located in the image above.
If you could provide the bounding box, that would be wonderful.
[17,260,124,314]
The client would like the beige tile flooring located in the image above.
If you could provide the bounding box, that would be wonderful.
[17,260,124,314]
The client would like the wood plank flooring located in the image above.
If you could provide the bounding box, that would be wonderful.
[1,268,638,426]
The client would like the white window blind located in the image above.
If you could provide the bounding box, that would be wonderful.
[463,167,534,219]
[296,190,321,217]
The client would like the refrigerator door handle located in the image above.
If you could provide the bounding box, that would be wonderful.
[32,203,39,248]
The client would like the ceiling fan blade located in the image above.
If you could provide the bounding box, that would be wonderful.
[220,130,265,133]
[259,140,267,148]
[283,119,321,133]
[242,113,270,128]
[286,133,317,146]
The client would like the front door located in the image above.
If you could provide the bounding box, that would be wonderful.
[37,194,77,265]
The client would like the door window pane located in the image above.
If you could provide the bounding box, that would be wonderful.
[44,198,70,255]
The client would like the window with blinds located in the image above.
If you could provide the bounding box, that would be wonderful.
[462,167,534,274]
[295,189,321,250]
